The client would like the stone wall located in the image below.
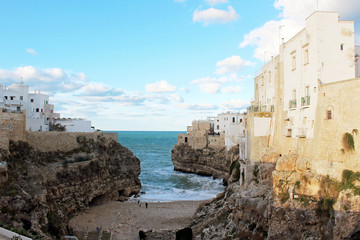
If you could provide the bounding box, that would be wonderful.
[247,112,273,164]
[269,78,360,180]
[0,111,26,150]
[208,134,225,149]
[26,132,104,152]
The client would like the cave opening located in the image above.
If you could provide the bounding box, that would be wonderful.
[89,194,106,206]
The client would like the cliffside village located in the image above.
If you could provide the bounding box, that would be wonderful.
[0,82,95,150]
[177,11,360,184]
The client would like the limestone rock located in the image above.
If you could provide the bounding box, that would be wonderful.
[275,154,298,172]
[0,135,141,239]
[171,144,239,180]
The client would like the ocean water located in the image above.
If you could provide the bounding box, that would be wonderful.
[116,131,225,202]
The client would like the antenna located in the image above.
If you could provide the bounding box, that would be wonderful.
[316,0,319,11]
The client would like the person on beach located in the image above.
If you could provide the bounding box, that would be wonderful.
[145,202,148,208]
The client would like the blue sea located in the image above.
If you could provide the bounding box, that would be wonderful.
[115,131,225,202]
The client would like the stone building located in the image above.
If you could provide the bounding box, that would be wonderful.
[177,120,225,150]
[247,11,360,181]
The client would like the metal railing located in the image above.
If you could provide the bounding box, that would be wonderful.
[248,105,275,113]
[289,99,297,109]
[301,96,310,106]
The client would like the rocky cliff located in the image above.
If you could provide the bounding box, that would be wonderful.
[171,144,239,181]
[0,134,141,239]
[190,153,360,239]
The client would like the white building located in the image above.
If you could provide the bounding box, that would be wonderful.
[213,112,246,150]
[252,56,278,113]
[282,11,356,139]
[0,83,93,132]
[356,45,360,78]
[53,118,93,133]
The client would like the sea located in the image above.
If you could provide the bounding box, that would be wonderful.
[115,131,225,202]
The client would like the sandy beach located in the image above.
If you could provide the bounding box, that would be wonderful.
[69,200,204,240]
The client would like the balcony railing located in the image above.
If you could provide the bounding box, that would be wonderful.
[289,99,297,109]
[248,105,275,113]
[301,96,310,107]
[296,128,307,138]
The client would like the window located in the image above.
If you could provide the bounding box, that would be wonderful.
[304,49,309,65]
[232,117,235,123]
[41,109,43,113]
[326,110,332,119]
[291,52,296,70]
[184,137,188,143]
[30,99,34,102]
[268,71,271,82]
[10,96,14,100]
[340,44,344,51]
[240,119,243,123]
[20,96,23,100]
[51,110,53,113]
[4,96,7,100]
[36,108,39,112]
[305,86,309,96]
[217,125,219,130]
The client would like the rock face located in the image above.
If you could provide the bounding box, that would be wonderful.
[191,156,360,239]
[171,144,239,180]
[0,134,141,239]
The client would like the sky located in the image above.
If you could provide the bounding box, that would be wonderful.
[0,0,359,131]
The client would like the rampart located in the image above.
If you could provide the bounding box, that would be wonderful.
[0,111,26,150]
[26,131,117,152]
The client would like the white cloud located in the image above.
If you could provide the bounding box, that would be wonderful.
[145,80,176,93]
[221,86,242,93]
[193,6,239,25]
[174,0,186,2]
[0,66,85,92]
[240,0,360,61]
[78,82,124,96]
[199,82,221,93]
[176,103,218,110]
[179,87,190,93]
[190,76,227,84]
[215,55,255,75]
[220,99,249,110]
[205,0,228,6]
[26,48,37,55]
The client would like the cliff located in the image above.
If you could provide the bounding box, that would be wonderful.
[171,144,239,181]
[190,153,360,240]
[0,134,141,239]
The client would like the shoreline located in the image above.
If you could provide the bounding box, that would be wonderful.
[69,199,206,240]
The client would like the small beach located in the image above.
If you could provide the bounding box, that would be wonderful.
[69,200,204,240]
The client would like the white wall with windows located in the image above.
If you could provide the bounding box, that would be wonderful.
[282,12,355,139]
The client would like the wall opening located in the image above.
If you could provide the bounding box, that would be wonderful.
[185,137,188,143]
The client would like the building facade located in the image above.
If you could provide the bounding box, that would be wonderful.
[0,83,93,132]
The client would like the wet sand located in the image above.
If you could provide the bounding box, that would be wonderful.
[69,200,204,240]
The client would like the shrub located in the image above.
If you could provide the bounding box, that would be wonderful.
[343,132,355,151]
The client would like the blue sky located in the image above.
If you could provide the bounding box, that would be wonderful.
[1,0,359,131]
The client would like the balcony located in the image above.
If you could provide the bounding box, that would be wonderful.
[289,99,297,109]
[296,128,307,138]
[248,105,275,113]
[283,128,292,137]
[301,96,310,107]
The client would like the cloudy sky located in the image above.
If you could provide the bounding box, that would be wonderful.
[1,0,359,131]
